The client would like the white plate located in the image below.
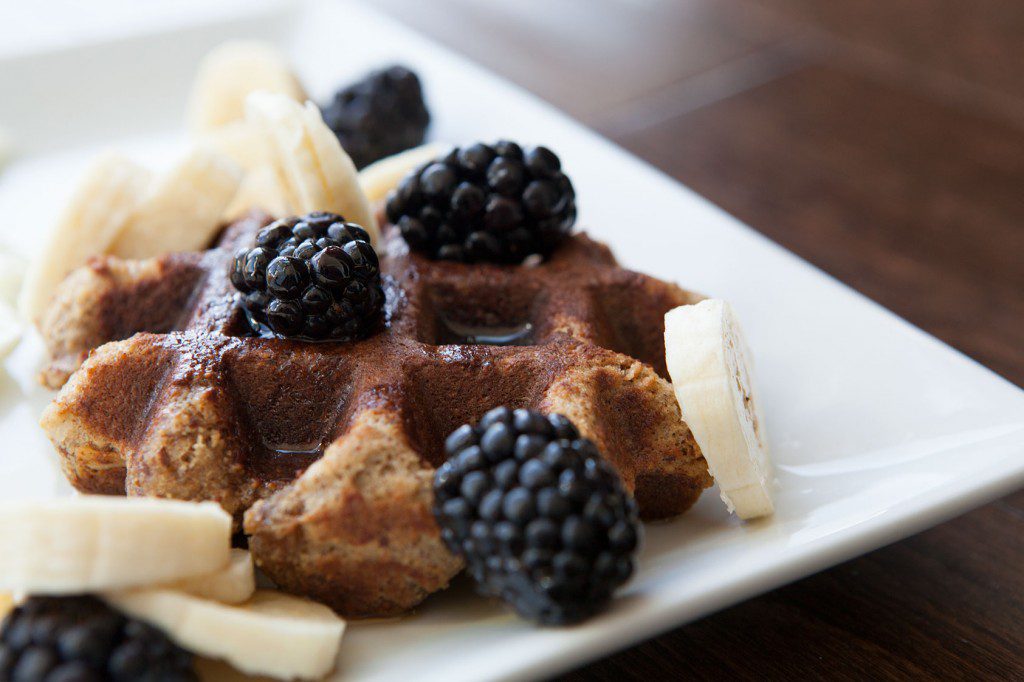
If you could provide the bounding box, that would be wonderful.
[1,2,1023,680]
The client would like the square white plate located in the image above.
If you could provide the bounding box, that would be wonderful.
[1,2,1022,680]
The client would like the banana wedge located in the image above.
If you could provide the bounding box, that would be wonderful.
[246,92,378,244]
[187,42,305,134]
[665,300,774,519]
[18,153,150,323]
[0,497,232,593]
[196,120,270,172]
[105,589,345,681]
[0,592,13,621]
[164,549,255,605]
[358,142,451,205]
[111,148,242,259]
[222,164,291,222]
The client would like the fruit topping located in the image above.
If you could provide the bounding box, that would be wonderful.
[231,212,385,341]
[0,497,232,595]
[321,65,430,170]
[665,300,774,519]
[187,41,306,135]
[19,154,151,325]
[164,549,255,605]
[386,141,576,264]
[358,142,452,206]
[433,408,641,625]
[105,590,345,681]
[245,93,379,244]
[0,595,197,682]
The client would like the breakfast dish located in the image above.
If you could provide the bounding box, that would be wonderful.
[1,30,776,682]
[39,207,712,617]
[3,6,1024,681]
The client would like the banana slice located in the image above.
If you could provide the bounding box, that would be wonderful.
[665,299,774,519]
[110,148,242,259]
[196,121,269,172]
[0,592,13,621]
[164,549,255,605]
[246,92,378,244]
[105,589,345,681]
[0,497,232,593]
[18,153,150,323]
[223,164,291,222]
[358,142,451,205]
[187,42,305,134]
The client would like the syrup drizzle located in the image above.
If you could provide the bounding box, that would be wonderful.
[438,316,535,346]
[269,441,325,457]
[260,439,324,480]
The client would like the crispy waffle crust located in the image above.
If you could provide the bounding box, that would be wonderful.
[39,211,711,617]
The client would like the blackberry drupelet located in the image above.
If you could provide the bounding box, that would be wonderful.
[385,141,577,264]
[230,212,385,341]
[433,407,641,625]
[0,596,196,682]
[321,65,430,169]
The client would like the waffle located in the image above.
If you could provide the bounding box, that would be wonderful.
[39,211,712,617]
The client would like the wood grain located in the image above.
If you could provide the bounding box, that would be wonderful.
[756,0,1024,105]
[371,0,1024,678]
[618,62,1024,387]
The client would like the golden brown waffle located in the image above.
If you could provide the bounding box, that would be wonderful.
[39,211,711,617]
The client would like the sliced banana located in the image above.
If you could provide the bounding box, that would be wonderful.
[164,549,255,605]
[196,121,269,172]
[223,164,291,222]
[0,592,13,621]
[187,42,305,134]
[18,153,150,324]
[359,142,451,205]
[0,497,232,593]
[246,92,378,244]
[111,148,242,259]
[665,299,774,519]
[105,589,345,681]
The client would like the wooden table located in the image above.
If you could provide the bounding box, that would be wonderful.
[374,1,1024,677]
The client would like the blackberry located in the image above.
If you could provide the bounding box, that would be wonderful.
[385,141,577,264]
[0,596,196,681]
[433,408,641,625]
[230,212,385,341]
[321,65,430,169]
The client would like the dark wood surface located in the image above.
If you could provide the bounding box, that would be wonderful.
[374,1,1024,678]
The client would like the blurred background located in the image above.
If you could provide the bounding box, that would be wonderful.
[368,0,1024,679]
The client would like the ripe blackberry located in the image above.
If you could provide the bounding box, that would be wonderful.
[230,212,385,341]
[321,65,430,169]
[0,596,196,681]
[385,141,577,264]
[433,408,641,625]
